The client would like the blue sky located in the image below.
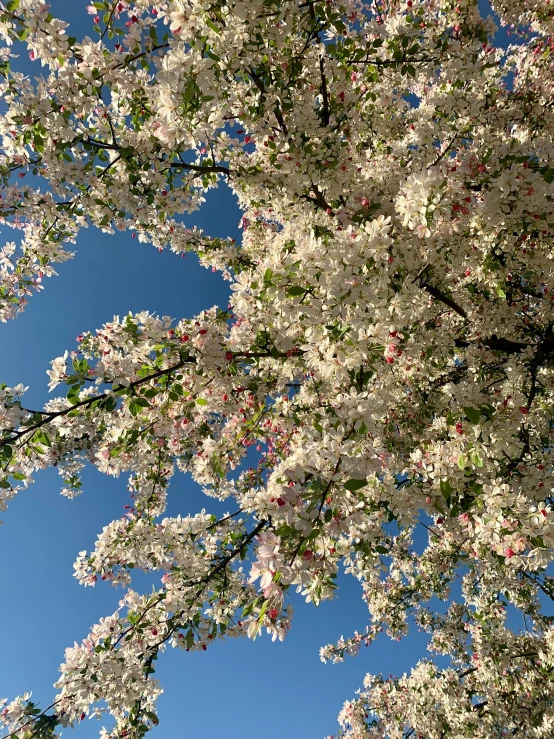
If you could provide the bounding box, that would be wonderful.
[0,1,513,738]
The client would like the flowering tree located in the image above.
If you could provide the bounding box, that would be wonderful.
[1,0,554,736]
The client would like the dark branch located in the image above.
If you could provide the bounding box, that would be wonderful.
[423,283,468,319]
[319,56,330,126]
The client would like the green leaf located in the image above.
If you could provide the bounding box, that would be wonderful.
[242,596,261,618]
[196,398,208,406]
[99,395,117,412]
[145,712,159,725]
[375,545,388,554]
[440,479,452,499]
[286,285,305,297]
[463,407,481,424]
[457,454,467,470]
[205,18,220,34]
[470,451,484,468]
[324,508,333,523]
[258,599,269,621]
[129,401,144,417]
[183,79,196,103]
[344,478,367,492]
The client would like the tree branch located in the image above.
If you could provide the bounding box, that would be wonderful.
[319,56,330,127]
[168,160,230,177]
[423,283,468,319]
[1,357,195,448]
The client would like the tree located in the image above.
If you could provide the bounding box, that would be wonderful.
[1,0,554,736]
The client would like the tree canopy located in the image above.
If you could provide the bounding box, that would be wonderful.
[1,0,554,737]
